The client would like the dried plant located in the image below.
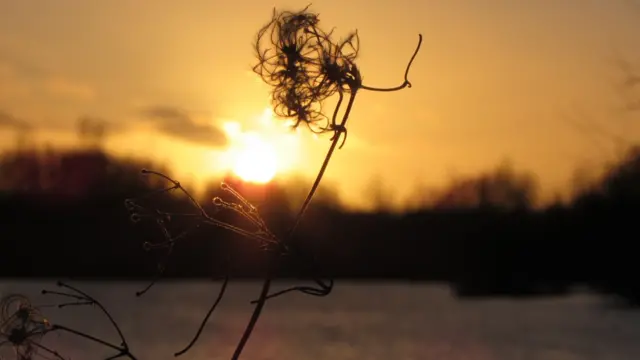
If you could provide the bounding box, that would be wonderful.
[225,7,422,358]
[3,5,423,360]
[1,282,138,360]
[1,294,55,360]
[122,5,422,359]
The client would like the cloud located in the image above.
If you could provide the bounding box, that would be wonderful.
[0,110,30,130]
[139,105,228,148]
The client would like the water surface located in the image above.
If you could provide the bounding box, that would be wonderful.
[1,281,638,359]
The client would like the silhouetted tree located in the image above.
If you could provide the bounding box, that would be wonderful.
[432,161,538,210]
[363,175,395,212]
[600,145,640,202]
[76,116,107,149]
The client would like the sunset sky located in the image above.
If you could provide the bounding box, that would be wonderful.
[1,0,640,209]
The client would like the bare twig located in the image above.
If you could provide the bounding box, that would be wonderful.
[41,282,138,360]
[174,274,230,357]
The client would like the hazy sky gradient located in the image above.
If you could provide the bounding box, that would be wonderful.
[1,0,640,209]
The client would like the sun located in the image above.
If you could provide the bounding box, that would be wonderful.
[215,108,302,184]
[231,133,278,183]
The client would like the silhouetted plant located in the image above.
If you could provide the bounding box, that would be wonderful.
[1,282,138,360]
[2,5,422,360]
[1,294,54,360]
[122,5,422,359]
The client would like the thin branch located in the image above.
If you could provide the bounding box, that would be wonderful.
[249,278,333,304]
[50,325,122,354]
[42,282,138,360]
[27,339,65,360]
[174,274,230,357]
[360,34,423,92]
[141,169,207,216]
[136,221,203,297]
[230,277,271,360]
[249,239,334,303]
[292,91,358,233]
[53,283,128,351]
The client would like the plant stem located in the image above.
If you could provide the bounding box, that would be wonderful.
[231,91,358,359]
[52,324,135,359]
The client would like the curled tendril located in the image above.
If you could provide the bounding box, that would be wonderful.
[308,29,361,96]
[254,5,319,88]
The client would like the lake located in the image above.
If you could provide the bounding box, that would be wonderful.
[1,281,639,360]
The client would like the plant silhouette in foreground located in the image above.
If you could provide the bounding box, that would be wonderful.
[1,282,137,360]
[124,5,423,359]
[3,5,422,360]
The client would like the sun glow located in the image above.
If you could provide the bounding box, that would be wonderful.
[232,133,277,183]
[219,108,302,183]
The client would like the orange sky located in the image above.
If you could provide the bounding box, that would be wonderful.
[1,0,640,209]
